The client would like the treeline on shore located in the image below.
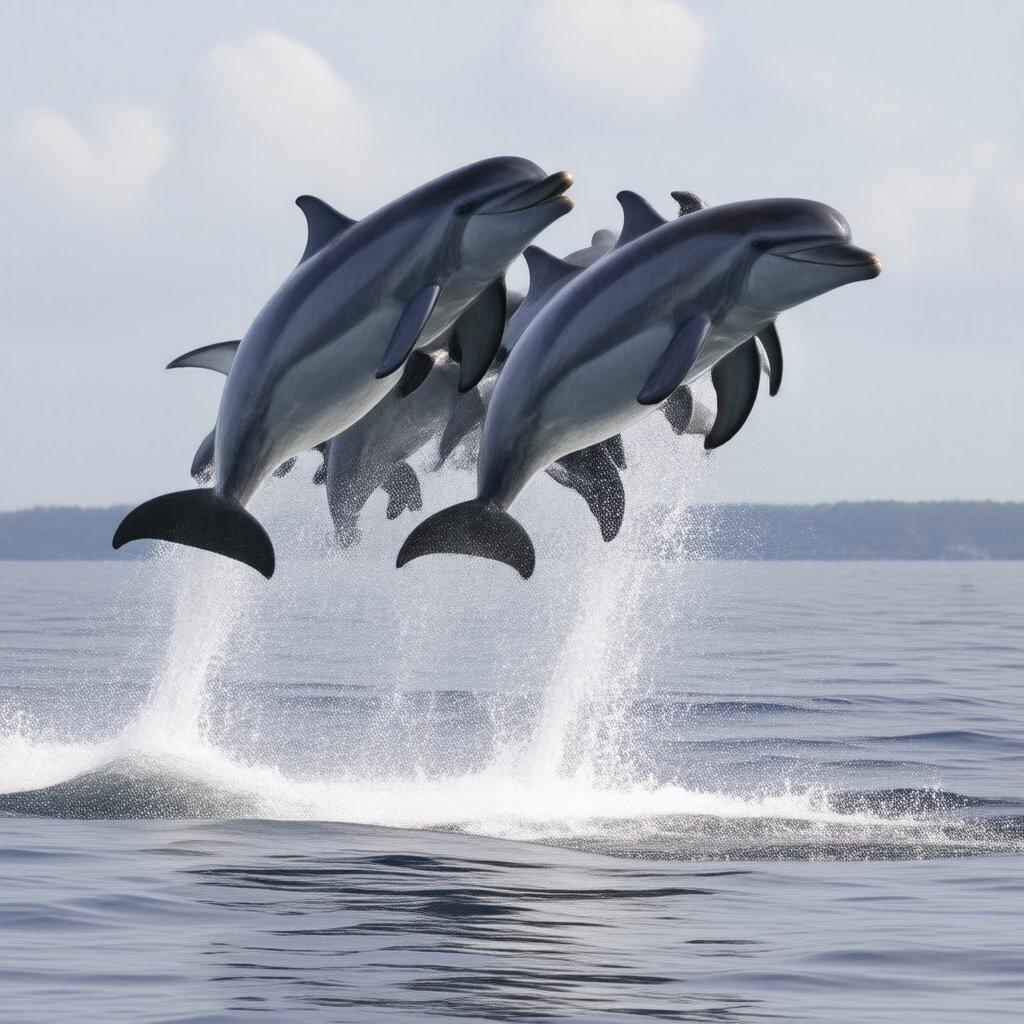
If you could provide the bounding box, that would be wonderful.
[1,501,1022,562]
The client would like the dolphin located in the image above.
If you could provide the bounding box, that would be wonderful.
[431,189,736,541]
[321,354,465,546]
[444,189,783,467]
[113,157,573,577]
[165,340,331,486]
[432,191,673,539]
[398,198,879,578]
[165,305,523,545]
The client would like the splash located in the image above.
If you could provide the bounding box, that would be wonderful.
[0,451,1019,859]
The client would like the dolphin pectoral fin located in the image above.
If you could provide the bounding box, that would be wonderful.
[272,457,297,478]
[295,195,356,264]
[190,428,216,482]
[756,321,783,396]
[376,283,443,379]
[397,351,435,398]
[382,461,423,520]
[603,434,627,470]
[705,337,762,450]
[453,278,507,392]
[434,389,485,470]
[662,387,695,435]
[112,488,275,579]
[614,190,667,249]
[638,315,711,406]
[547,444,626,542]
[397,499,535,579]
[312,442,330,485]
[167,341,240,375]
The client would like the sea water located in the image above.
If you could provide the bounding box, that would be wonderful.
[0,452,1022,1020]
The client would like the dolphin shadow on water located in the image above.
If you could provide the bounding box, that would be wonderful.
[113,157,574,577]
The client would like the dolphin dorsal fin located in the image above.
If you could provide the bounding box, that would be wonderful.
[614,191,667,249]
[166,340,240,375]
[524,245,577,296]
[671,190,707,217]
[295,195,356,263]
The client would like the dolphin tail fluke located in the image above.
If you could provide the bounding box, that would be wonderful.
[396,499,535,579]
[112,488,275,579]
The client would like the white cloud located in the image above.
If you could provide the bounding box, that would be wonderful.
[775,57,909,129]
[533,0,705,106]
[195,32,376,201]
[852,139,1006,273]
[16,103,169,208]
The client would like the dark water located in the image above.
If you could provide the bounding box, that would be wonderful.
[1,552,1022,1022]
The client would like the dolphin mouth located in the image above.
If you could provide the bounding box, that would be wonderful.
[482,171,574,215]
[779,242,881,273]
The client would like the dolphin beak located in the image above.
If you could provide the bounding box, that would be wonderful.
[780,242,881,277]
[483,171,574,215]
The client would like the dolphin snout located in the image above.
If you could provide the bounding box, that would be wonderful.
[483,171,574,215]
[780,242,881,277]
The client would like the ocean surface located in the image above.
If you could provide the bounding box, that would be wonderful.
[1,542,1022,1021]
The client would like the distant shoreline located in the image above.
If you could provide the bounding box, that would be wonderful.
[2,502,1022,562]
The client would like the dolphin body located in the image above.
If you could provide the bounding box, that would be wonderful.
[433,191,683,541]
[399,198,879,578]
[432,189,776,541]
[113,157,573,577]
[164,340,331,486]
[436,189,782,473]
[166,299,528,547]
[322,354,465,546]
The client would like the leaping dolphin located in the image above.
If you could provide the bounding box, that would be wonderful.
[433,191,673,540]
[398,198,879,578]
[443,189,783,471]
[113,157,574,577]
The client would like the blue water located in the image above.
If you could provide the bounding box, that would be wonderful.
[1,553,1022,1022]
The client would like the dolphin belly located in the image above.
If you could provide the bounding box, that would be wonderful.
[535,323,671,462]
[217,310,399,504]
[479,323,669,511]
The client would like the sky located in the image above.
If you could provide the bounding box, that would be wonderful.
[1,0,1022,509]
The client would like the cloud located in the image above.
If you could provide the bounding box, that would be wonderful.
[774,57,909,130]
[852,138,1009,274]
[194,32,376,202]
[16,103,170,208]
[533,0,705,107]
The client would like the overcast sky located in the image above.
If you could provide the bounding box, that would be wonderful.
[2,0,1022,509]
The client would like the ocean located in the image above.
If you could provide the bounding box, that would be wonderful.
[1,547,1021,1022]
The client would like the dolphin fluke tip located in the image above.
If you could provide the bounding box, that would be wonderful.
[397,499,535,579]
[112,488,275,579]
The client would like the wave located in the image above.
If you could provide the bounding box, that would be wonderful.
[1,725,1020,861]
